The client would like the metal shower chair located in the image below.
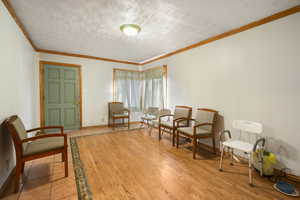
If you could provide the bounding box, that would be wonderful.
[219,120,265,186]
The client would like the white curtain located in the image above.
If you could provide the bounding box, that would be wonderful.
[114,67,166,112]
[114,70,142,112]
[143,67,165,109]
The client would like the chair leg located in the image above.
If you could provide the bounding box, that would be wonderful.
[148,125,152,135]
[128,117,130,130]
[193,137,197,159]
[230,148,234,166]
[212,135,216,154]
[248,153,253,186]
[14,161,21,193]
[158,125,161,140]
[176,131,179,148]
[21,162,25,173]
[140,120,143,128]
[219,145,225,171]
[172,128,176,146]
[64,150,68,177]
[112,118,115,130]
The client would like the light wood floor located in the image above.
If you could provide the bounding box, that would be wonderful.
[76,129,298,200]
[2,127,299,200]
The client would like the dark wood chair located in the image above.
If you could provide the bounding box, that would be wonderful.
[176,108,218,159]
[158,106,192,146]
[108,102,130,130]
[4,115,68,192]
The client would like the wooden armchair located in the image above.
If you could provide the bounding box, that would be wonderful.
[5,115,68,192]
[140,107,159,128]
[108,102,130,130]
[158,106,192,146]
[176,108,218,159]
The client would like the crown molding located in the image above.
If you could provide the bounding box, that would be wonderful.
[37,49,140,65]
[139,5,300,65]
[2,0,37,50]
[2,0,300,66]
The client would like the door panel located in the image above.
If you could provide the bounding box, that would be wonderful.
[44,64,80,130]
[64,108,77,127]
[48,108,62,126]
[48,82,61,104]
[64,82,76,103]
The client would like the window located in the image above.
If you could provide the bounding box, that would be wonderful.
[113,66,167,112]
[113,69,142,112]
[143,66,167,109]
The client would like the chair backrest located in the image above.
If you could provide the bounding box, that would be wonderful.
[173,106,192,126]
[108,102,124,114]
[5,115,28,155]
[174,106,192,120]
[195,108,218,131]
[146,107,159,116]
[159,108,171,116]
[232,120,263,134]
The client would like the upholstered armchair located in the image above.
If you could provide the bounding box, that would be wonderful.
[158,106,192,146]
[140,107,159,128]
[176,108,218,159]
[148,109,171,135]
[5,115,68,192]
[108,102,130,129]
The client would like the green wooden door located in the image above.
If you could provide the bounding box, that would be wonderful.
[44,64,80,130]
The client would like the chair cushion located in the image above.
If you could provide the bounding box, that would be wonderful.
[160,121,174,128]
[11,117,28,151]
[112,113,129,118]
[177,127,211,136]
[23,136,64,157]
[222,140,254,153]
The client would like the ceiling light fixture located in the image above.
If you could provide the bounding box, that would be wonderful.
[120,24,141,36]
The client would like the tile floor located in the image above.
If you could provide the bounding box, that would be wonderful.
[1,125,140,200]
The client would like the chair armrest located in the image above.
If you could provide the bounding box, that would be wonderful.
[159,114,174,123]
[253,138,266,152]
[26,126,64,134]
[22,133,67,144]
[174,117,191,127]
[219,130,231,142]
[159,114,173,119]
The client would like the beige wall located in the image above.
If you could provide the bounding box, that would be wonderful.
[144,13,300,176]
[39,53,140,126]
[0,1,39,187]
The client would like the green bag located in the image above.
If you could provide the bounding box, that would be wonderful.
[252,150,277,176]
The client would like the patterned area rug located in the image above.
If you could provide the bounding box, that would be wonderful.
[70,137,92,200]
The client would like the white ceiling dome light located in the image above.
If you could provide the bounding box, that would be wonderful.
[120,24,141,36]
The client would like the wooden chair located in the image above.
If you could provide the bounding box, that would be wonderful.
[176,108,218,159]
[108,102,130,130]
[4,115,68,193]
[140,107,159,128]
[158,106,192,146]
[149,109,172,135]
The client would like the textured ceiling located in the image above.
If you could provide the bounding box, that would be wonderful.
[10,0,300,63]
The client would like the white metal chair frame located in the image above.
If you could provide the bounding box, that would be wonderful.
[219,120,266,186]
